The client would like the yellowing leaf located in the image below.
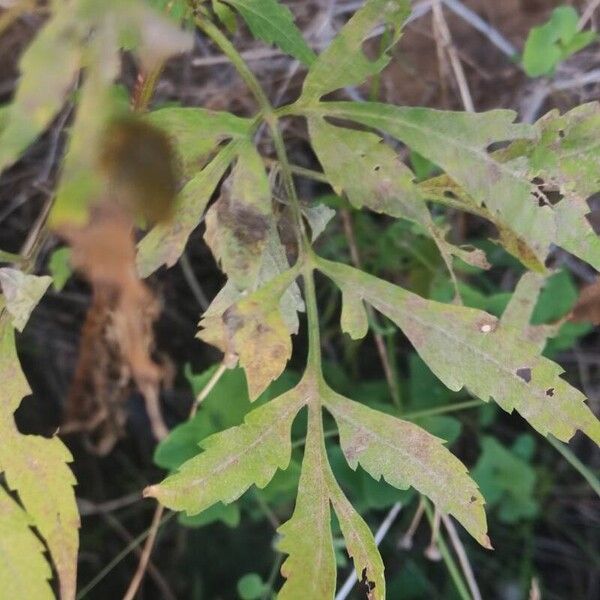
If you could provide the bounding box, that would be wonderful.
[0,488,54,600]
[323,388,490,547]
[137,141,240,277]
[0,269,52,332]
[302,0,410,101]
[204,142,273,290]
[327,475,385,599]
[198,267,299,399]
[278,406,336,600]
[225,0,315,65]
[318,257,600,445]
[314,103,555,264]
[0,321,79,600]
[144,388,303,514]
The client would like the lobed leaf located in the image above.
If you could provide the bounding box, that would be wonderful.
[144,388,303,514]
[318,257,600,445]
[198,267,299,399]
[302,0,410,101]
[278,406,336,599]
[323,388,490,547]
[223,0,315,65]
[0,321,79,600]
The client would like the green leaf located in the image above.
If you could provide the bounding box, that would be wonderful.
[278,407,336,599]
[48,247,73,291]
[204,141,273,290]
[136,141,240,277]
[472,436,538,523]
[178,502,241,528]
[0,487,54,600]
[224,0,315,65]
[323,388,490,547]
[0,321,79,600]
[522,6,595,77]
[237,573,268,600]
[213,0,238,34]
[198,267,299,399]
[143,388,303,514]
[0,269,52,331]
[146,107,252,176]
[317,257,600,445]
[302,0,410,101]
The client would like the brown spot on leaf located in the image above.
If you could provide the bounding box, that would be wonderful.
[216,193,270,246]
[516,367,532,383]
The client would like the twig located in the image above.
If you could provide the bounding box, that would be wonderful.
[546,435,600,498]
[340,208,403,409]
[442,0,517,59]
[335,502,403,600]
[122,505,165,600]
[398,496,425,549]
[441,514,483,600]
[432,0,475,112]
[579,0,600,30]
[101,511,176,600]
[189,362,227,417]
[77,492,141,516]
[180,251,210,311]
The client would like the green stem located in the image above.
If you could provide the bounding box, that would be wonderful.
[403,399,484,420]
[303,264,322,372]
[196,11,321,373]
[547,435,600,498]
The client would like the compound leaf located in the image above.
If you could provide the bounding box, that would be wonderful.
[318,258,600,445]
[323,388,490,547]
[224,0,315,65]
[302,0,410,101]
[144,388,303,514]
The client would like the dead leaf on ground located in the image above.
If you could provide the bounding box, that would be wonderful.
[59,202,167,454]
[570,278,600,325]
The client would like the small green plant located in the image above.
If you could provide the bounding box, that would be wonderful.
[1,0,600,598]
[522,5,597,77]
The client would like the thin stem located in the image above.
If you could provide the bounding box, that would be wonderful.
[122,505,165,600]
[423,500,472,600]
[189,362,227,418]
[194,13,272,113]
[547,435,600,498]
[403,398,484,420]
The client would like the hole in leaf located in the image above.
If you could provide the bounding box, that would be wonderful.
[546,387,555,397]
[558,129,565,139]
[516,367,532,383]
[443,189,458,199]
[373,165,381,172]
